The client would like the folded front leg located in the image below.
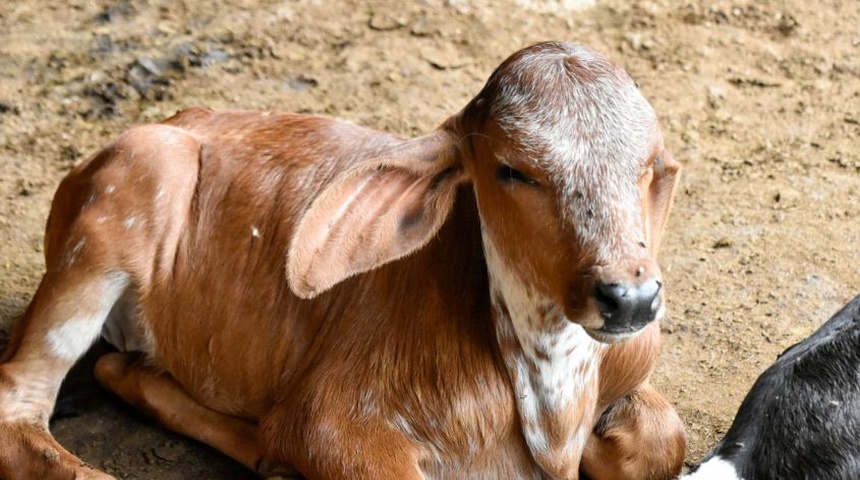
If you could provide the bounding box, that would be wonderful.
[581,382,686,480]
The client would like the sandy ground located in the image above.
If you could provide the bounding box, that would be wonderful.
[0,0,858,478]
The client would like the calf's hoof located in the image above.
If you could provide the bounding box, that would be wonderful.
[0,421,115,480]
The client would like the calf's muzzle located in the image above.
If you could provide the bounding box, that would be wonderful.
[593,277,662,334]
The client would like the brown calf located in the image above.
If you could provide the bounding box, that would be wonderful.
[0,41,684,480]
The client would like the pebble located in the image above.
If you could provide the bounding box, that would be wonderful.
[152,442,186,463]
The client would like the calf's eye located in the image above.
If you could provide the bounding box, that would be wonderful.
[497,165,536,185]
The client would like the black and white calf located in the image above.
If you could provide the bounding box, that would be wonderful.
[683,294,860,480]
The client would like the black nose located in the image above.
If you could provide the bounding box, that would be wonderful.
[593,278,662,331]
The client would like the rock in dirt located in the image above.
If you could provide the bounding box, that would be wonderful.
[93,0,137,24]
[285,74,318,92]
[369,12,408,31]
[126,57,177,101]
[0,101,17,115]
[422,44,470,70]
[152,441,186,463]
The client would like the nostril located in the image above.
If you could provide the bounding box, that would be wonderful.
[594,282,628,319]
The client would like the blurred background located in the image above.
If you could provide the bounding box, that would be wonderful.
[0,0,857,478]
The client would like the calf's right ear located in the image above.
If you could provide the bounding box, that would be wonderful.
[643,149,681,257]
[287,130,464,299]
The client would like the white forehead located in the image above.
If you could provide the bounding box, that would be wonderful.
[491,46,657,178]
[490,44,659,258]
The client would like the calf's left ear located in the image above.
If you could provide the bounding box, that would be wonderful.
[642,150,681,256]
[287,130,463,299]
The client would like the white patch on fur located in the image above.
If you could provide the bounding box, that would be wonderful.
[46,272,129,362]
[493,45,657,265]
[251,226,260,238]
[105,185,116,194]
[66,237,87,266]
[123,216,136,230]
[358,389,376,416]
[681,456,742,480]
[391,412,416,440]
[46,317,104,362]
[389,408,450,467]
[482,235,602,472]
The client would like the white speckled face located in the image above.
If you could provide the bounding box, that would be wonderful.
[462,42,678,478]
[491,49,658,269]
[467,43,668,337]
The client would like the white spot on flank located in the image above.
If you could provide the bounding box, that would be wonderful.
[155,185,165,200]
[105,185,116,194]
[251,226,260,238]
[358,389,376,416]
[391,412,415,439]
[123,216,136,230]
[681,456,743,480]
[46,272,129,362]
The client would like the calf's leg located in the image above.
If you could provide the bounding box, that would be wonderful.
[93,352,296,478]
[0,269,128,480]
[581,383,686,480]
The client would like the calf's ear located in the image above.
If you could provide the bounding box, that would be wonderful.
[642,149,681,257]
[287,130,463,299]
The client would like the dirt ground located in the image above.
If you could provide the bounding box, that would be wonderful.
[0,0,858,478]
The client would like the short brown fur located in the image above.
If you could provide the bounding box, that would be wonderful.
[0,42,682,480]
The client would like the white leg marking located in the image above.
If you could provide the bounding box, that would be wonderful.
[46,317,104,362]
[45,272,130,362]
[681,456,743,480]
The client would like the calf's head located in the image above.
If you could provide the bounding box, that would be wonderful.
[288,42,679,343]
